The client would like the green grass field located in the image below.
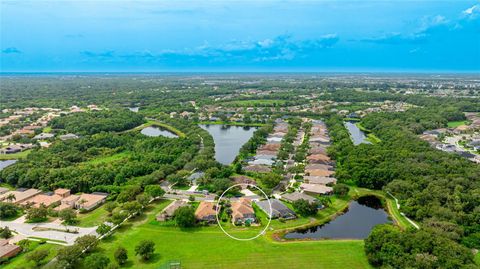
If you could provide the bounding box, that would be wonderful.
[77,204,109,227]
[92,199,372,269]
[447,120,469,128]
[3,242,60,269]
[0,150,31,160]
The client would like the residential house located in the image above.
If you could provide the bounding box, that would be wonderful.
[59,134,79,141]
[300,183,333,195]
[0,239,22,259]
[281,192,318,204]
[304,176,337,185]
[75,193,107,211]
[156,200,188,221]
[0,188,41,204]
[195,201,218,223]
[231,198,255,225]
[255,199,296,220]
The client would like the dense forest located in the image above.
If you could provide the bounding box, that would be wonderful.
[50,110,145,135]
[326,105,480,268]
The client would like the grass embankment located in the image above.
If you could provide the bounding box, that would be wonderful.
[447,120,469,128]
[133,120,186,138]
[3,242,60,269]
[76,204,109,227]
[355,123,381,144]
[0,150,31,160]
[94,199,371,269]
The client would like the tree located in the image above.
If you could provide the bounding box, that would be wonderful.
[174,206,196,228]
[110,208,128,225]
[144,185,165,199]
[96,223,111,236]
[74,235,97,252]
[0,227,12,239]
[26,205,48,222]
[18,239,31,252]
[0,202,19,219]
[25,248,49,267]
[333,183,350,196]
[292,199,318,217]
[5,193,16,203]
[135,240,155,261]
[104,202,117,216]
[136,194,150,207]
[84,253,110,269]
[58,208,77,224]
[122,201,142,216]
[56,244,82,269]
[114,246,128,265]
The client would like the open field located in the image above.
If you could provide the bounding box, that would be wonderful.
[0,150,31,160]
[447,120,470,128]
[93,199,372,269]
[3,241,61,269]
[77,204,109,227]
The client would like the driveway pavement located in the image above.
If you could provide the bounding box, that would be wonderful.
[0,220,97,245]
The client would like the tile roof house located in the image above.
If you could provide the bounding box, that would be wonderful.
[255,199,296,220]
[305,169,335,177]
[244,165,271,173]
[0,239,22,259]
[231,198,255,224]
[307,154,331,164]
[281,192,318,204]
[76,193,107,211]
[304,176,337,185]
[195,201,218,223]
[22,193,63,208]
[0,188,41,204]
[300,183,333,195]
[157,200,188,221]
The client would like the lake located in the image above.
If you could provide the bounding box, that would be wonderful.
[0,160,17,171]
[344,121,371,145]
[141,126,178,138]
[200,124,257,165]
[284,196,390,240]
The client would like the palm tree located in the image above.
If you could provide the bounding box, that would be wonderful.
[5,193,16,203]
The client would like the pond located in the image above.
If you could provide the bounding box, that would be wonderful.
[200,124,257,165]
[0,160,17,171]
[285,196,390,240]
[344,121,371,145]
[141,126,178,138]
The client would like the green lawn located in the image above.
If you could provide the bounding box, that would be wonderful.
[77,204,109,227]
[3,242,60,269]
[475,252,480,266]
[0,150,31,160]
[447,120,469,128]
[92,198,372,269]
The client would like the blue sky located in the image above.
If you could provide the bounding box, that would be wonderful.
[1,0,479,72]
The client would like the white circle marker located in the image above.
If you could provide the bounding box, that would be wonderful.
[215,183,272,241]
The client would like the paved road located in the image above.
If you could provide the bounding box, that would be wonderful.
[0,220,97,245]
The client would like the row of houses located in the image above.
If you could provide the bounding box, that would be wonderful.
[0,188,107,211]
[244,119,289,173]
[299,120,336,196]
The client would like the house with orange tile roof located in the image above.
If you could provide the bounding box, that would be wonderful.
[21,193,63,208]
[231,198,255,225]
[75,193,107,211]
[195,201,218,223]
[0,188,41,204]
